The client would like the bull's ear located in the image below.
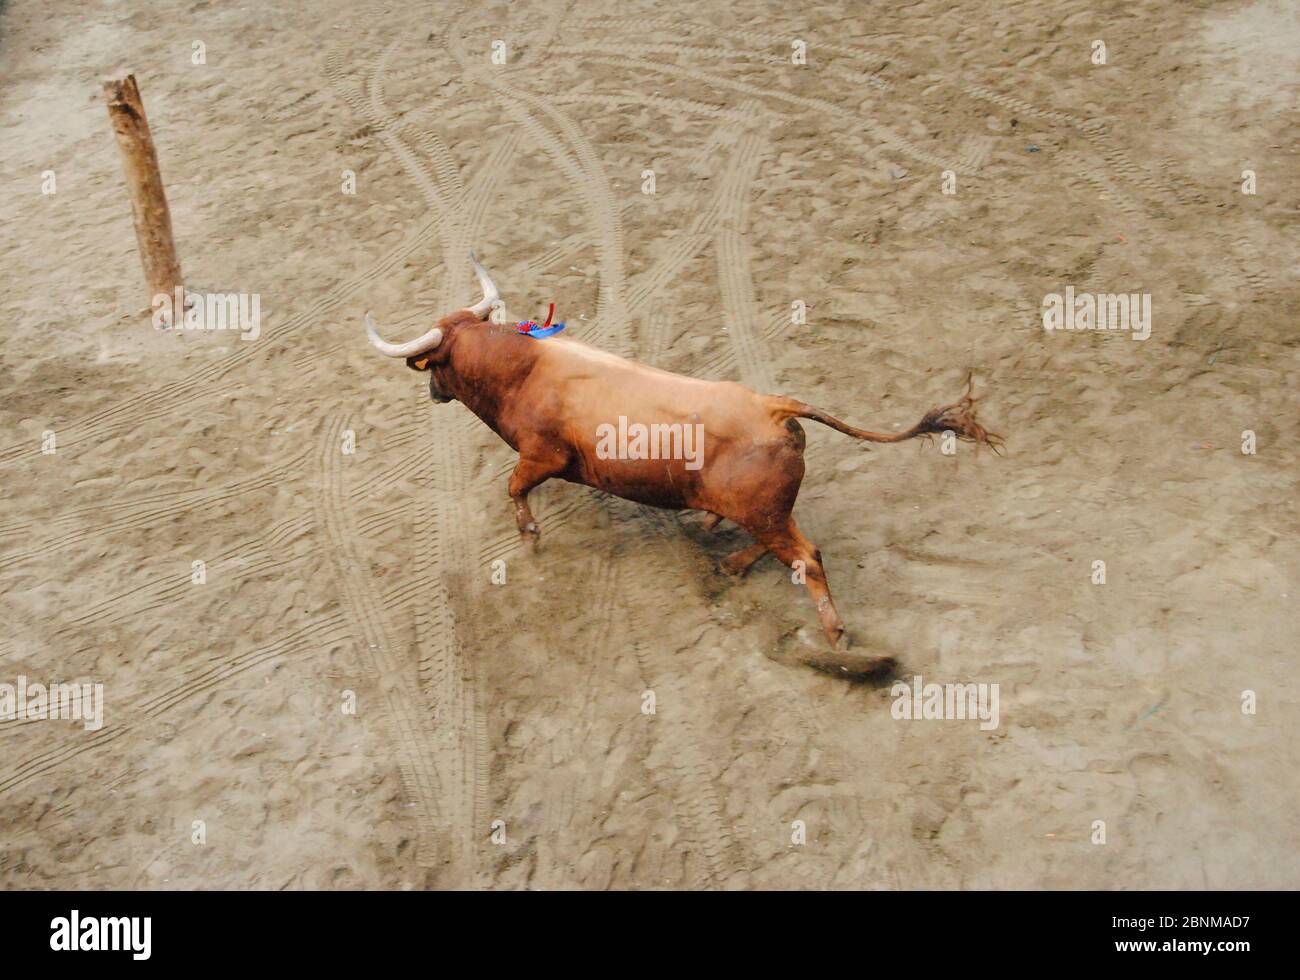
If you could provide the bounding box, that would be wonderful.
[406,354,433,371]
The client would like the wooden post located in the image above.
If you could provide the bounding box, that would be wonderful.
[103,74,182,314]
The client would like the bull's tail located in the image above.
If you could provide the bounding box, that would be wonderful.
[770,373,1005,452]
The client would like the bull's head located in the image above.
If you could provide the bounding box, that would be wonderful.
[364,252,500,402]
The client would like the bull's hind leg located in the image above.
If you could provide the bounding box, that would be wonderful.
[508,455,565,548]
[721,541,768,577]
[752,517,846,651]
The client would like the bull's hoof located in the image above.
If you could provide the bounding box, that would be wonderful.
[720,544,767,578]
[719,555,749,577]
[520,522,541,551]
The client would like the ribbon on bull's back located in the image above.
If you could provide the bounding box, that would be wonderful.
[517,303,566,339]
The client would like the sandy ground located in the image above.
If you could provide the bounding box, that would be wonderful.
[1,0,1297,889]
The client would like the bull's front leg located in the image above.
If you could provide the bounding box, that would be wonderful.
[508,454,564,550]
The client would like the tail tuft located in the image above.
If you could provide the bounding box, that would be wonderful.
[912,373,1006,454]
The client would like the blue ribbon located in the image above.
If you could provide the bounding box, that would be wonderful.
[518,322,566,339]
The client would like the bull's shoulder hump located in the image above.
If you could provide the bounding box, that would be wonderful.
[542,337,632,367]
[541,338,706,384]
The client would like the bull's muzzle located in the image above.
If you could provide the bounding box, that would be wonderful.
[428,374,454,403]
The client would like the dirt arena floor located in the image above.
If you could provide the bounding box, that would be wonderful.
[1,0,1297,889]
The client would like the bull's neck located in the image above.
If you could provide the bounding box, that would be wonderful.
[438,327,544,435]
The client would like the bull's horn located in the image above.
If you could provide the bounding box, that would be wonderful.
[466,250,499,318]
[365,312,443,358]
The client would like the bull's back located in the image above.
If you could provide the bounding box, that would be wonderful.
[524,339,796,509]
[536,338,773,428]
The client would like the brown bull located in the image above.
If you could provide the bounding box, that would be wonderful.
[368,255,1002,667]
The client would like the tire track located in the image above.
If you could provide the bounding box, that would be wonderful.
[958,82,1271,300]
[957,134,995,173]
[561,52,972,177]
[324,40,479,853]
[552,18,965,175]
[443,9,677,882]
[373,36,467,199]
[395,91,523,884]
[708,117,836,843]
[315,414,454,872]
[713,128,774,390]
[396,114,533,885]
[0,454,310,572]
[330,13,514,876]
[0,208,447,470]
[0,612,349,797]
[574,16,896,93]
[356,505,405,537]
[550,557,623,880]
[582,118,771,883]
[620,503,751,887]
[349,448,426,501]
[446,24,630,347]
[1063,156,1144,218]
[0,452,311,539]
[558,37,894,97]
[691,308,789,380]
[52,513,313,639]
[620,111,758,319]
[549,91,749,125]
